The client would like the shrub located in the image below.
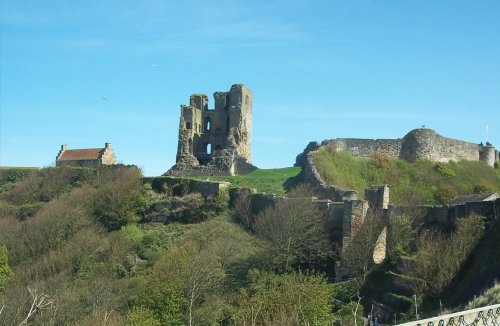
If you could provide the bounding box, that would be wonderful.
[93,167,146,231]
[0,168,33,185]
[6,167,95,204]
[473,182,493,194]
[434,162,456,177]
[371,153,394,170]
[172,178,191,196]
[434,183,457,204]
[0,245,12,292]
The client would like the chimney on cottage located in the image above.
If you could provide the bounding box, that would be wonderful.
[105,142,112,149]
[56,144,67,162]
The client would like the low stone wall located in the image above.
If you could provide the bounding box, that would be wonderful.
[143,176,229,198]
[396,303,500,326]
[295,142,359,201]
[392,199,499,226]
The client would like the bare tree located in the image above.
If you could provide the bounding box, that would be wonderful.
[254,192,332,272]
[231,189,254,231]
[340,210,386,285]
[19,288,55,325]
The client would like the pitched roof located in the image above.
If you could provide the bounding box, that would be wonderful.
[450,193,499,205]
[58,148,104,161]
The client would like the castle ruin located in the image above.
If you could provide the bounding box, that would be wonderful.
[166,84,257,176]
[298,128,499,169]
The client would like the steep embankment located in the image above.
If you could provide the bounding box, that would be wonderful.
[311,146,500,205]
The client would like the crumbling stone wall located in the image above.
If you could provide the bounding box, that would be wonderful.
[304,128,499,167]
[399,128,482,163]
[326,138,402,159]
[295,141,359,201]
[167,84,256,176]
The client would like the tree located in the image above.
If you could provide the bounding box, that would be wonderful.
[232,270,334,326]
[93,167,146,231]
[137,239,225,326]
[0,245,12,293]
[403,215,485,296]
[125,307,161,326]
[231,188,254,231]
[340,210,386,285]
[254,185,332,272]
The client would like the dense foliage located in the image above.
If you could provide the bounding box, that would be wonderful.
[0,165,496,324]
[0,167,343,325]
[313,148,500,205]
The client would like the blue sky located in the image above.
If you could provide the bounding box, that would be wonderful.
[1,0,499,176]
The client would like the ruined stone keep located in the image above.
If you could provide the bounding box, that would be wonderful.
[167,84,257,176]
[56,143,116,168]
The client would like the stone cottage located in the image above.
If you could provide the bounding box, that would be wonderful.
[56,143,117,167]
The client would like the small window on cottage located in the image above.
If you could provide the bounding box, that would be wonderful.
[186,122,191,129]
[204,117,212,131]
[206,143,212,155]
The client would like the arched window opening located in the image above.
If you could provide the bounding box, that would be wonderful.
[206,143,212,156]
[186,122,191,130]
[204,117,212,131]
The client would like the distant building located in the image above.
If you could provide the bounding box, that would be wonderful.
[56,143,116,167]
[450,193,499,205]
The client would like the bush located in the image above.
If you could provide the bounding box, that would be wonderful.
[434,183,457,204]
[473,182,493,194]
[6,167,95,204]
[434,162,456,177]
[172,178,191,196]
[371,153,394,170]
[0,245,12,292]
[94,167,146,231]
[0,168,33,186]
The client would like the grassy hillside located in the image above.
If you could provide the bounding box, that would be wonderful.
[313,148,500,205]
[192,167,302,195]
[0,166,350,325]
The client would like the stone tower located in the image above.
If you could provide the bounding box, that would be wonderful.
[166,84,257,176]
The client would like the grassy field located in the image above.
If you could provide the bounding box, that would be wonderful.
[193,167,302,195]
[313,148,500,205]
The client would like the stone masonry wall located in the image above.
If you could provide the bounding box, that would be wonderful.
[295,141,359,201]
[399,128,481,163]
[299,128,498,168]
[324,138,403,159]
[168,84,256,176]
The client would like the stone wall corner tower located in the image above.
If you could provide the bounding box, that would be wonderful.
[166,84,257,176]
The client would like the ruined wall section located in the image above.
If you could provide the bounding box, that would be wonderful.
[168,84,256,176]
[324,138,403,159]
[301,129,498,170]
[295,141,359,201]
[400,128,481,163]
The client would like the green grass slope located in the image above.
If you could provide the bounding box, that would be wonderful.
[192,167,302,195]
[313,149,500,205]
